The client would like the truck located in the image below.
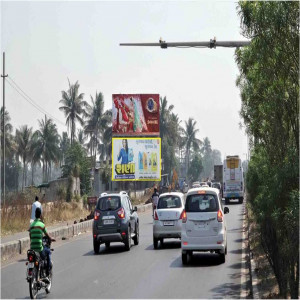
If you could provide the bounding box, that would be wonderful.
[223,155,244,204]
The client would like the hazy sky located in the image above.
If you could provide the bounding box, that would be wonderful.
[1,0,249,161]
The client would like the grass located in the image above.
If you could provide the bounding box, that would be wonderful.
[1,199,90,237]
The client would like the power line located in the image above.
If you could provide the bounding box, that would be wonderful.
[6,76,66,126]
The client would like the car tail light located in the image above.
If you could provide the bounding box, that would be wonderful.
[28,255,34,262]
[181,210,187,223]
[154,210,158,220]
[117,208,125,219]
[94,210,100,220]
[217,210,223,222]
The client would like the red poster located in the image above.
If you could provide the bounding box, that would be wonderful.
[112,94,160,136]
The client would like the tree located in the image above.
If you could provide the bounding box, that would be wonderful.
[60,131,70,167]
[236,2,299,297]
[188,153,203,182]
[84,92,112,164]
[15,125,33,190]
[35,116,60,182]
[59,80,88,145]
[182,118,201,177]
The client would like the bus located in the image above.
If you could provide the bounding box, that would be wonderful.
[223,155,244,204]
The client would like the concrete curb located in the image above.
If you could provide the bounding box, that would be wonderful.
[1,203,151,262]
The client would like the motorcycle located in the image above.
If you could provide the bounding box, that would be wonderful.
[26,236,54,299]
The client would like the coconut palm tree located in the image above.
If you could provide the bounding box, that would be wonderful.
[15,125,33,190]
[35,116,60,182]
[59,80,88,145]
[84,92,112,164]
[182,118,201,177]
[59,131,70,167]
[159,96,174,140]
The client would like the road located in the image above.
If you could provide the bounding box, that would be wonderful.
[1,200,246,299]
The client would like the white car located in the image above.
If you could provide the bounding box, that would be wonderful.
[181,187,229,264]
[153,192,185,249]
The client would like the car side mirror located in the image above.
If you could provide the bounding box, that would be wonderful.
[133,206,138,212]
[224,207,229,214]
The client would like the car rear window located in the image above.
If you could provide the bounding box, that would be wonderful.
[97,196,121,211]
[212,183,221,189]
[157,196,182,209]
[185,193,219,212]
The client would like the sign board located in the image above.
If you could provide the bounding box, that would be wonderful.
[112,137,161,181]
[112,94,159,136]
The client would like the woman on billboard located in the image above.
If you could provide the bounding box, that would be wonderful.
[117,139,129,164]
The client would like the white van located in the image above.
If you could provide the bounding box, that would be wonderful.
[181,187,229,264]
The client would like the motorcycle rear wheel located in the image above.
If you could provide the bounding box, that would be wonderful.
[29,270,38,299]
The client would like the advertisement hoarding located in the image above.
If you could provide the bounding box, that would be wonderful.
[112,94,159,136]
[112,138,161,181]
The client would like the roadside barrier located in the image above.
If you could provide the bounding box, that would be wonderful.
[1,203,152,261]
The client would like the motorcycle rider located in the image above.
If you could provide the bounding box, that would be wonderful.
[29,207,55,276]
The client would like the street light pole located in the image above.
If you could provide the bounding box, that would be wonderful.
[120,38,251,49]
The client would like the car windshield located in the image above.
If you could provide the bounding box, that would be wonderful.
[213,183,221,189]
[185,193,219,212]
[97,196,121,211]
[157,196,182,209]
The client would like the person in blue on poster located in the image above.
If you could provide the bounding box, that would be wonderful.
[118,139,129,164]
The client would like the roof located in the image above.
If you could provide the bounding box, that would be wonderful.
[99,191,128,198]
[159,192,184,198]
[187,186,220,196]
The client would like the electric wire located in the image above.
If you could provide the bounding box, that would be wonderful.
[6,76,66,126]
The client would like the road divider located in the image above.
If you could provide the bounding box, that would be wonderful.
[1,203,152,262]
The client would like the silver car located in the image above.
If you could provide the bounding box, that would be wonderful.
[181,187,229,264]
[153,192,185,249]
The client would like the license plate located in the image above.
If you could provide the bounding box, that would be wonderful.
[103,220,114,225]
[194,222,206,228]
[163,221,174,226]
[27,262,34,268]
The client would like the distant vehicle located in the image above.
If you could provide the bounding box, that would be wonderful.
[192,182,201,188]
[153,192,185,249]
[212,182,222,192]
[181,187,229,264]
[200,182,209,187]
[93,191,139,253]
[214,165,223,193]
[223,156,244,204]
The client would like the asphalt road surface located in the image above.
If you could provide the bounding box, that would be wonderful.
[1,200,246,299]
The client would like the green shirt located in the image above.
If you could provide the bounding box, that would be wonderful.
[29,219,47,252]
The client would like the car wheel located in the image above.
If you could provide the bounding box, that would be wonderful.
[182,252,188,265]
[160,238,164,248]
[93,239,100,254]
[124,226,131,251]
[133,223,139,245]
[239,197,244,204]
[225,245,227,255]
[105,242,110,248]
[220,253,225,263]
[153,236,158,249]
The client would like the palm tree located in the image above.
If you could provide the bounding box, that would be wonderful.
[29,131,41,185]
[77,129,87,146]
[60,131,70,167]
[59,80,88,145]
[35,116,60,182]
[15,125,33,190]
[159,96,174,140]
[84,92,112,164]
[182,118,201,177]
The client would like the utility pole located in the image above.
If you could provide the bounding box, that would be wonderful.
[120,37,251,49]
[1,52,8,206]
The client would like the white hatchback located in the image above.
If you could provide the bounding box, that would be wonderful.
[181,187,229,264]
[153,192,185,249]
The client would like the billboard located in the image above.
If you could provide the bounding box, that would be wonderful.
[112,94,159,136]
[112,138,161,181]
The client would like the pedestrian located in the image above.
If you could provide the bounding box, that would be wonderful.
[151,187,159,216]
[30,196,42,225]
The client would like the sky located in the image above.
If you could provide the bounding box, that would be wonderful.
[1,0,249,161]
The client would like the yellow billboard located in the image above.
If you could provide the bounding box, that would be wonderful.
[112,137,161,181]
